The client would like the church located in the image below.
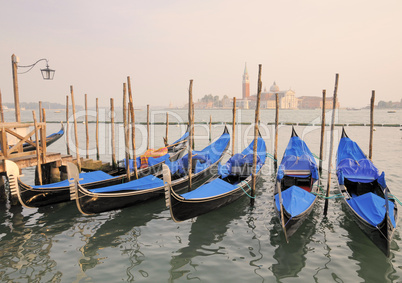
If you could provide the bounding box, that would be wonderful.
[237,63,298,109]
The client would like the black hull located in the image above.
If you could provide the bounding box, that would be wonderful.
[337,128,398,256]
[168,174,257,222]
[275,198,317,239]
[22,126,64,152]
[14,151,182,208]
[340,189,397,257]
[74,160,221,215]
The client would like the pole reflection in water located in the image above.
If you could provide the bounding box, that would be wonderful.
[168,195,250,281]
[269,209,317,279]
[79,200,166,272]
[0,203,80,282]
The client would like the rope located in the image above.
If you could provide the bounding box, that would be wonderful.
[312,153,322,161]
[266,153,277,162]
[284,216,293,227]
[238,180,255,199]
[311,184,344,199]
[389,194,402,206]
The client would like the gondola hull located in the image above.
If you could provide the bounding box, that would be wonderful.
[336,128,398,256]
[74,154,223,215]
[339,184,397,257]
[73,126,230,214]
[274,195,317,239]
[274,127,319,240]
[22,125,64,152]
[167,174,257,222]
[12,147,186,207]
[165,134,267,222]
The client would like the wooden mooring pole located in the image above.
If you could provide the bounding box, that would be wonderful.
[12,54,21,123]
[232,97,236,156]
[188,80,194,190]
[319,90,326,175]
[251,64,262,204]
[0,89,4,122]
[110,98,116,169]
[70,86,81,172]
[66,95,70,155]
[39,101,43,122]
[324,73,339,216]
[274,92,279,169]
[96,98,100,160]
[165,112,169,146]
[127,76,138,179]
[147,104,150,150]
[369,90,375,160]
[123,83,130,181]
[85,94,89,159]
[209,115,212,143]
[32,111,42,185]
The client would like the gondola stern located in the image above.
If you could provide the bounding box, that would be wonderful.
[162,164,184,223]
[4,160,31,208]
[341,127,348,139]
[291,126,298,138]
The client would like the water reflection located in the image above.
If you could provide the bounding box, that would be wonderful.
[269,210,317,280]
[80,200,166,272]
[169,196,250,281]
[339,214,399,282]
[0,203,81,282]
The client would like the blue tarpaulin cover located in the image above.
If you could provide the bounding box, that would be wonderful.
[347,192,396,227]
[90,175,164,193]
[337,136,380,184]
[124,153,170,171]
[181,137,266,199]
[277,135,318,181]
[181,178,236,199]
[219,136,267,178]
[177,130,230,174]
[32,171,113,189]
[275,185,316,217]
[171,131,189,145]
[32,171,114,189]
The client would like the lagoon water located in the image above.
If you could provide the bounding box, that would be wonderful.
[1,108,401,282]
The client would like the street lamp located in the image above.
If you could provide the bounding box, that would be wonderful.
[11,54,56,122]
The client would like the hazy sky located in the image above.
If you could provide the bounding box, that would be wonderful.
[1,0,401,109]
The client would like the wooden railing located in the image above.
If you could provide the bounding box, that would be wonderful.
[0,122,47,183]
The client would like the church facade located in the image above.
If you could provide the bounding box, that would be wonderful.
[238,63,298,109]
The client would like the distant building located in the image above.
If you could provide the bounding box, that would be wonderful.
[246,81,297,109]
[298,96,340,109]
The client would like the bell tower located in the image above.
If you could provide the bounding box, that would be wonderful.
[242,63,250,99]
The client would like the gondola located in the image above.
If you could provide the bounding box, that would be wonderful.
[8,129,189,208]
[274,127,319,240]
[336,128,398,256]
[22,124,65,152]
[163,133,266,222]
[71,126,230,215]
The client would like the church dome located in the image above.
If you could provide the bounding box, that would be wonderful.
[270,81,280,93]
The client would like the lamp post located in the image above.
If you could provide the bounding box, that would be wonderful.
[11,54,55,122]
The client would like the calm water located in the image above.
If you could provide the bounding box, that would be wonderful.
[1,109,402,282]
